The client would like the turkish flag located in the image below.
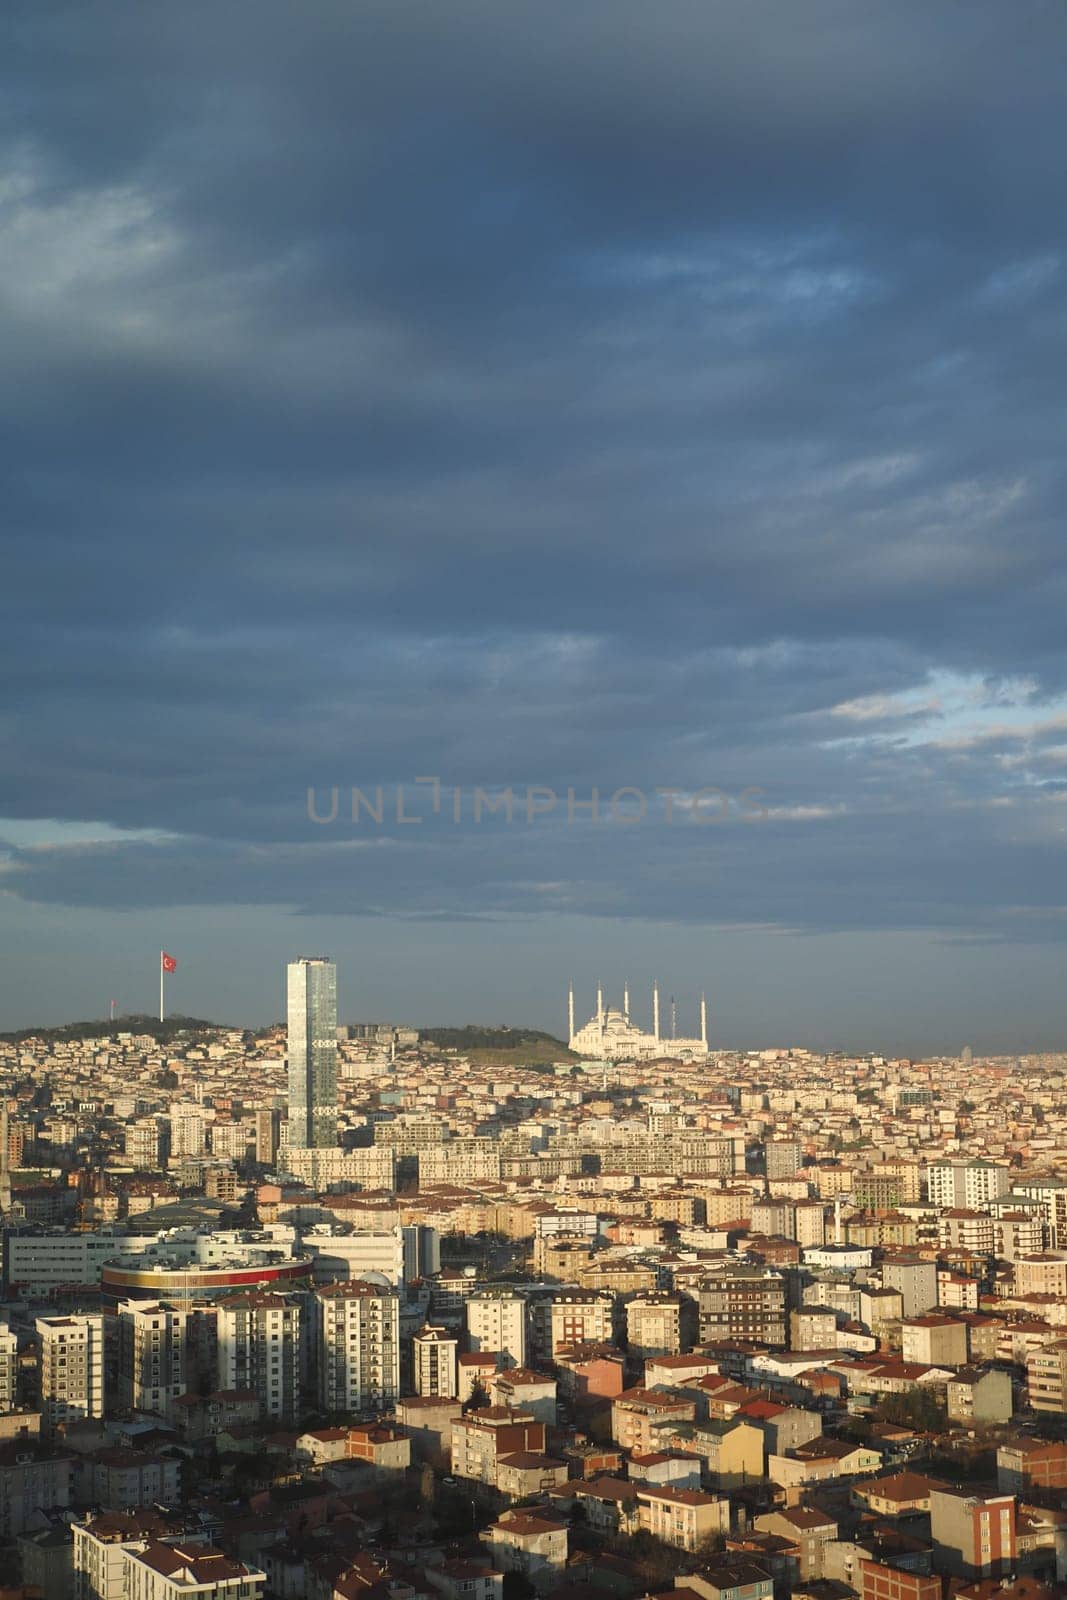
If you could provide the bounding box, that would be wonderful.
[161,952,177,972]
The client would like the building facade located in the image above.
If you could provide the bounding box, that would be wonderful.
[216,1292,301,1422]
[37,1315,105,1433]
[286,957,338,1150]
[314,1281,399,1415]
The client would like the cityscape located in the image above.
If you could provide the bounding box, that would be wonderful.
[0,958,1064,1600]
[4,3,1067,1600]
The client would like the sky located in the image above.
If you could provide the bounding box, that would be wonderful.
[3,1,1067,1052]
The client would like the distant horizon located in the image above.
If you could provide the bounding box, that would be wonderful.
[4,1002,1061,1063]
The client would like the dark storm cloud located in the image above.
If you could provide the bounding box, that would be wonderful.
[3,0,1067,980]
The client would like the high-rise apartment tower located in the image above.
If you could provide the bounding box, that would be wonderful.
[287,957,338,1149]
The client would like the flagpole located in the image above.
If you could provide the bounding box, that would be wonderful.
[160,952,164,1023]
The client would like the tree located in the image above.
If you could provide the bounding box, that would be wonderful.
[618,1529,687,1587]
[418,1462,436,1511]
[874,1386,947,1432]
[464,1378,490,1412]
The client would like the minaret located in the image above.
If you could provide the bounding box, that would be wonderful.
[652,982,660,1042]
[700,992,708,1051]
[623,981,630,1019]
[596,983,604,1020]
[568,983,575,1043]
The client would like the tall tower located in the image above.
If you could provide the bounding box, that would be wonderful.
[568,983,575,1043]
[700,992,708,1050]
[652,982,660,1042]
[287,957,338,1149]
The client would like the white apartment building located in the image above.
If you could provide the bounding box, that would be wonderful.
[1015,1253,1067,1299]
[938,1211,996,1254]
[314,1281,400,1414]
[1012,1181,1067,1249]
[994,1212,1045,1262]
[125,1121,165,1169]
[37,1314,105,1432]
[73,1508,197,1600]
[168,1113,206,1161]
[413,1325,459,1398]
[278,1146,395,1189]
[116,1302,187,1417]
[466,1292,527,1369]
[418,1140,502,1185]
[209,1123,250,1161]
[927,1161,1010,1210]
[793,1202,827,1249]
[216,1292,301,1422]
[123,1542,263,1600]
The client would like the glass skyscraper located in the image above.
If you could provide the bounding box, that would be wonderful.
[287,957,338,1148]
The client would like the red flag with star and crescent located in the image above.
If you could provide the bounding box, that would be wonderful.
[161,952,177,973]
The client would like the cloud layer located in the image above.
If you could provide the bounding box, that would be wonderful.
[3,1,1067,1039]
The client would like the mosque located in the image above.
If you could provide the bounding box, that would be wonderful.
[567,982,709,1062]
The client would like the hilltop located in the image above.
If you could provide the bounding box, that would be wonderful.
[0,1013,233,1046]
[418,1024,579,1066]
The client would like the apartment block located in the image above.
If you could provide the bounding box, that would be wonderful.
[698,1271,786,1347]
[37,1315,104,1433]
[929,1487,1015,1579]
[216,1292,301,1422]
[413,1325,459,1399]
[314,1282,399,1415]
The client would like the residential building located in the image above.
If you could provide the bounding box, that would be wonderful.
[927,1161,1010,1210]
[637,1485,728,1551]
[73,1509,187,1600]
[115,1302,188,1418]
[483,1509,568,1590]
[37,1316,104,1433]
[997,1437,1067,1494]
[549,1291,616,1354]
[314,1281,399,1414]
[1027,1340,1067,1415]
[450,1409,545,1487]
[625,1292,693,1358]
[216,1292,301,1422]
[858,1560,940,1600]
[929,1486,1016,1579]
[901,1315,968,1369]
[121,1543,264,1600]
[765,1141,801,1180]
[698,1271,786,1346]
[466,1293,527,1370]
[489,1369,556,1426]
[668,1561,774,1600]
[0,1443,74,1536]
[880,1259,938,1319]
[413,1325,458,1399]
[946,1366,1013,1427]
